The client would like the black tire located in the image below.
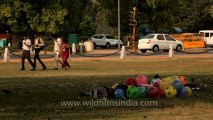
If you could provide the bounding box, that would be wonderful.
[106,42,111,49]
[176,45,182,52]
[140,50,147,53]
[152,45,159,52]
[93,42,97,49]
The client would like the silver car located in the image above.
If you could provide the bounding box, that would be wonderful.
[91,34,123,49]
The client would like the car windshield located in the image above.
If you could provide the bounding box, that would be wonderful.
[105,35,114,39]
[142,35,155,39]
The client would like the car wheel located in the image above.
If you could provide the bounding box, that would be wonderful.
[152,45,159,52]
[176,45,182,52]
[93,42,97,49]
[140,50,147,53]
[106,42,111,49]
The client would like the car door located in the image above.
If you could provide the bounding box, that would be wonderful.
[164,35,177,49]
[92,35,102,46]
[92,35,98,45]
[210,32,213,45]
[99,35,107,46]
[156,34,167,49]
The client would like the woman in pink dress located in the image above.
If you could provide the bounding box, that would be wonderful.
[61,38,70,70]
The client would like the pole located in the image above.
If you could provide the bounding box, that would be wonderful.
[120,46,126,59]
[118,0,121,49]
[4,47,10,63]
[132,6,136,52]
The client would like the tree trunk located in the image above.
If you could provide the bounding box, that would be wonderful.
[11,34,21,49]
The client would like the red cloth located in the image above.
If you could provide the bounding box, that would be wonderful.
[61,43,70,69]
[61,43,69,52]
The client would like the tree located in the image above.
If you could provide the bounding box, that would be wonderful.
[0,0,68,34]
[79,2,97,36]
[145,0,179,32]
[174,0,213,32]
[59,0,91,36]
[96,0,132,35]
[26,0,68,33]
[96,0,179,34]
[0,0,32,48]
[0,0,31,34]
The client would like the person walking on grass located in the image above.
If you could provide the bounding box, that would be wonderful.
[20,36,35,71]
[61,38,70,70]
[34,33,46,70]
[52,35,63,70]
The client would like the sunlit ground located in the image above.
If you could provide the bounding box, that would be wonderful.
[0,56,213,119]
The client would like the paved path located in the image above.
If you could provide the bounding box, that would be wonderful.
[1,48,213,63]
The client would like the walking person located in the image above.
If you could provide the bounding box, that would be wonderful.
[61,38,70,70]
[20,36,35,71]
[34,33,46,70]
[53,35,63,70]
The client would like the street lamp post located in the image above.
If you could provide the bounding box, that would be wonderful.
[132,6,136,52]
[118,0,121,49]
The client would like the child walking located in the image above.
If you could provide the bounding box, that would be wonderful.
[61,38,70,70]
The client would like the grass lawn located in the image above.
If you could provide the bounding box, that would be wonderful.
[0,56,213,120]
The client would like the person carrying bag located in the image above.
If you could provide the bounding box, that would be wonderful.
[34,33,46,70]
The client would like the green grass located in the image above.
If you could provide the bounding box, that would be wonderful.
[0,57,213,120]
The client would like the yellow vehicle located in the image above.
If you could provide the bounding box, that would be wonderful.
[171,33,205,49]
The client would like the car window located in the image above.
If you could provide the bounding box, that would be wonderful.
[100,35,104,39]
[143,35,154,39]
[200,32,204,36]
[93,35,97,38]
[93,35,102,39]
[205,33,209,37]
[157,35,165,40]
[105,35,114,39]
[165,35,175,41]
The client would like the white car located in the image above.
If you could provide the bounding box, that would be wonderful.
[91,34,123,49]
[138,34,183,53]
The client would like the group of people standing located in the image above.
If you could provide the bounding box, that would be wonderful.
[21,33,70,71]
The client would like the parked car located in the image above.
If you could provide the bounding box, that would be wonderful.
[138,34,183,53]
[91,34,123,49]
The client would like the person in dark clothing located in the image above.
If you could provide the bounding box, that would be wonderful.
[20,36,35,71]
[33,33,46,70]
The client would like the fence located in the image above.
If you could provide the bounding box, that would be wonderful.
[1,45,213,63]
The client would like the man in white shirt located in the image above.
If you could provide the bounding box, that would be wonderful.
[52,36,63,70]
[34,33,46,70]
[20,36,35,71]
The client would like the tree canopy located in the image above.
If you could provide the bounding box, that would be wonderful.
[0,0,213,36]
